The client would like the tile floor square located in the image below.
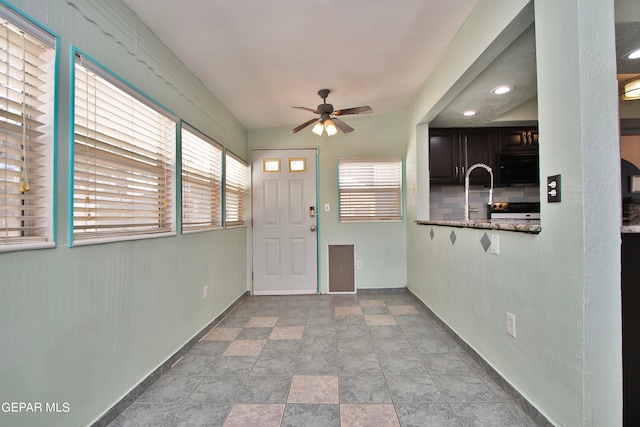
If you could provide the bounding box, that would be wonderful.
[432,374,496,402]
[385,375,446,403]
[188,376,245,403]
[189,340,231,357]
[223,340,266,357]
[208,356,256,376]
[364,314,397,326]
[236,375,292,404]
[109,402,181,426]
[395,403,460,427]
[335,306,363,316]
[168,402,232,427]
[339,375,392,403]
[281,404,340,427]
[245,316,279,327]
[358,299,386,307]
[288,375,339,404]
[203,327,242,341]
[361,305,391,315]
[236,327,272,340]
[388,305,420,315]
[269,326,304,340]
[340,404,400,427]
[137,375,202,403]
[223,403,285,427]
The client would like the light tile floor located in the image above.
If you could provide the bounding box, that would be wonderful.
[109,293,538,426]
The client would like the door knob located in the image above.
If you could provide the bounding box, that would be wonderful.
[310,225,317,232]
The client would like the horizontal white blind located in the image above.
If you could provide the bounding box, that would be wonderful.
[339,157,403,222]
[73,57,176,242]
[225,152,247,227]
[181,124,223,231]
[0,12,55,246]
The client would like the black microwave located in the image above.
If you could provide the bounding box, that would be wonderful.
[495,152,539,186]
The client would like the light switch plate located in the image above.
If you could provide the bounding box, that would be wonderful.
[324,203,330,212]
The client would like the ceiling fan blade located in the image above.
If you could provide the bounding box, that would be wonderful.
[292,106,319,114]
[332,117,354,134]
[289,118,318,134]
[334,106,373,116]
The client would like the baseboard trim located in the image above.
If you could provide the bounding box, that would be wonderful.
[406,287,554,427]
[357,287,408,294]
[91,291,250,427]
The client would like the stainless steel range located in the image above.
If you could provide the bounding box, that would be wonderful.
[490,202,540,220]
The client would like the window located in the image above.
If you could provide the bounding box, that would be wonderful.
[338,157,403,222]
[288,158,306,172]
[224,151,247,227]
[181,123,223,232]
[262,158,280,172]
[72,53,176,244]
[0,6,56,250]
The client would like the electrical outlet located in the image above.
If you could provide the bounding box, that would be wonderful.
[356,260,363,270]
[547,175,561,203]
[491,234,499,255]
[203,285,208,300]
[506,312,516,338]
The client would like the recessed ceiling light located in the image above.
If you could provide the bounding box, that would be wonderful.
[628,48,640,60]
[462,110,476,117]
[491,85,514,95]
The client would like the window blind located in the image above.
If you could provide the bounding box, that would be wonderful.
[0,11,55,247]
[338,157,403,222]
[224,151,247,227]
[181,124,223,232]
[73,56,176,242]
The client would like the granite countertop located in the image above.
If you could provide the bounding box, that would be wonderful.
[416,219,541,234]
[622,224,640,234]
[417,219,640,234]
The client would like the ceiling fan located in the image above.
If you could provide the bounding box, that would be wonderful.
[289,89,373,136]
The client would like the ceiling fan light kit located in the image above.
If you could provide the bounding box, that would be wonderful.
[311,121,324,136]
[289,89,373,136]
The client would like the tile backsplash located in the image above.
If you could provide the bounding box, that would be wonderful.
[430,184,540,220]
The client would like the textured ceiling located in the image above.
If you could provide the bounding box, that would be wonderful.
[122,0,481,130]
[123,0,639,131]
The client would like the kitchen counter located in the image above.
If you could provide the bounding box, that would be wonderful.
[416,219,541,234]
[622,224,640,233]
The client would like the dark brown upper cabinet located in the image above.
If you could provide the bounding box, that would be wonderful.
[499,127,539,151]
[429,128,499,185]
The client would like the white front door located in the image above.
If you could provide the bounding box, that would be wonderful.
[252,149,318,295]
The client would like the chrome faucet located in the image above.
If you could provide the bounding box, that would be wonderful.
[464,163,493,220]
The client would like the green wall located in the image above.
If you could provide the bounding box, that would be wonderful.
[0,1,249,426]
[405,0,622,426]
[249,112,407,293]
[0,0,625,426]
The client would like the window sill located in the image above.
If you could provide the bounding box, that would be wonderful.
[0,241,55,253]
[72,231,177,247]
[182,227,224,235]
